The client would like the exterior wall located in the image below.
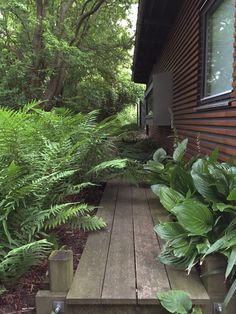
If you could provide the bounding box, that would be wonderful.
[147,72,173,154]
[149,0,236,161]
[149,126,173,155]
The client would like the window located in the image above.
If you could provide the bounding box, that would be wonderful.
[145,83,153,116]
[201,0,234,104]
[145,91,153,116]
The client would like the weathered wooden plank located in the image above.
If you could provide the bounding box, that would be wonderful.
[101,182,136,304]
[145,188,169,225]
[146,188,210,305]
[167,267,210,305]
[132,186,170,305]
[67,181,118,304]
[67,304,169,314]
[67,305,137,314]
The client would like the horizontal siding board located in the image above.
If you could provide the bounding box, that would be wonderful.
[149,0,236,160]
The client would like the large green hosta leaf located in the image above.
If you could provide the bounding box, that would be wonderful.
[151,185,184,210]
[170,165,195,195]
[157,290,192,314]
[158,246,197,269]
[172,200,213,235]
[144,160,164,173]
[154,222,186,241]
[208,165,229,196]
[191,159,220,202]
[225,246,236,279]
[204,231,236,257]
[173,139,188,163]
[151,184,167,198]
[153,148,167,163]
[159,186,184,211]
[213,202,236,212]
[227,187,236,201]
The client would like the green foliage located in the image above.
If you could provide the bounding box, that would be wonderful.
[117,136,159,163]
[0,0,143,114]
[117,104,138,126]
[157,290,202,314]
[0,103,119,286]
[145,139,236,307]
[90,158,144,184]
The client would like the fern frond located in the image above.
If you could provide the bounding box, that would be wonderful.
[44,203,95,230]
[72,215,107,231]
[0,240,52,284]
[91,159,129,175]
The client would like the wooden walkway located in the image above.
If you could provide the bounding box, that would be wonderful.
[66,180,210,313]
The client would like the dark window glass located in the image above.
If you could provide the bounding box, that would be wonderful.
[204,0,234,98]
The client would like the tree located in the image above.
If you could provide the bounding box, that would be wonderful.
[0,0,141,113]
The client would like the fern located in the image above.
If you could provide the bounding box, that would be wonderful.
[0,104,119,284]
[71,215,107,231]
[0,240,52,284]
[90,158,144,183]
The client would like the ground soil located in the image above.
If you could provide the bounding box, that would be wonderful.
[0,183,106,314]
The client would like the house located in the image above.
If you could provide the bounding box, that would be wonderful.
[133,0,236,161]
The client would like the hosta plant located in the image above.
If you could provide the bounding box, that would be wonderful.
[157,290,202,314]
[146,139,236,308]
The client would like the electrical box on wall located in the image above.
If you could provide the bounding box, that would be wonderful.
[152,72,173,126]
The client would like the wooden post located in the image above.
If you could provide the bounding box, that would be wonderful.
[201,254,227,297]
[200,254,236,314]
[49,250,73,293]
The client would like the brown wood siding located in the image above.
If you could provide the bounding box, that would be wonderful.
[150,0,236,161]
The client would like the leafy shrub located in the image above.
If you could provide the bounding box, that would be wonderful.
[0,103,119,287]
[145,139,236,308]
[117,137,159,162]
[117,104,138,127]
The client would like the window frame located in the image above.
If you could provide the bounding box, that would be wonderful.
[145,82,154,117]
[200,0,234,108]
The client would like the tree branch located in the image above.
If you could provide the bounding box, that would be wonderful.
[70,0,106,46]
[58,0,75,26]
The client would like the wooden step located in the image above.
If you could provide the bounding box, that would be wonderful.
[66,180,210,313]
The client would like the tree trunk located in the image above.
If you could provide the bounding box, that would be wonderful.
[31,0,47,90]
[42,55,67,111]
[40,0,106,110]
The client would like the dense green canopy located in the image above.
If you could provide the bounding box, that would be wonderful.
[0,0,143,115]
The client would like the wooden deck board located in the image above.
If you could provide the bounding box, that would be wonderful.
[132,186,170,305]
[101,182,136,304]
[66,181,118,304]
[67,180,210,308]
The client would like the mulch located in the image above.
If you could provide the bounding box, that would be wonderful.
[0,183,106,314]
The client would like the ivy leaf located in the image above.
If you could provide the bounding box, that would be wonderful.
[157,290,192,314]
[172,200,213,235]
